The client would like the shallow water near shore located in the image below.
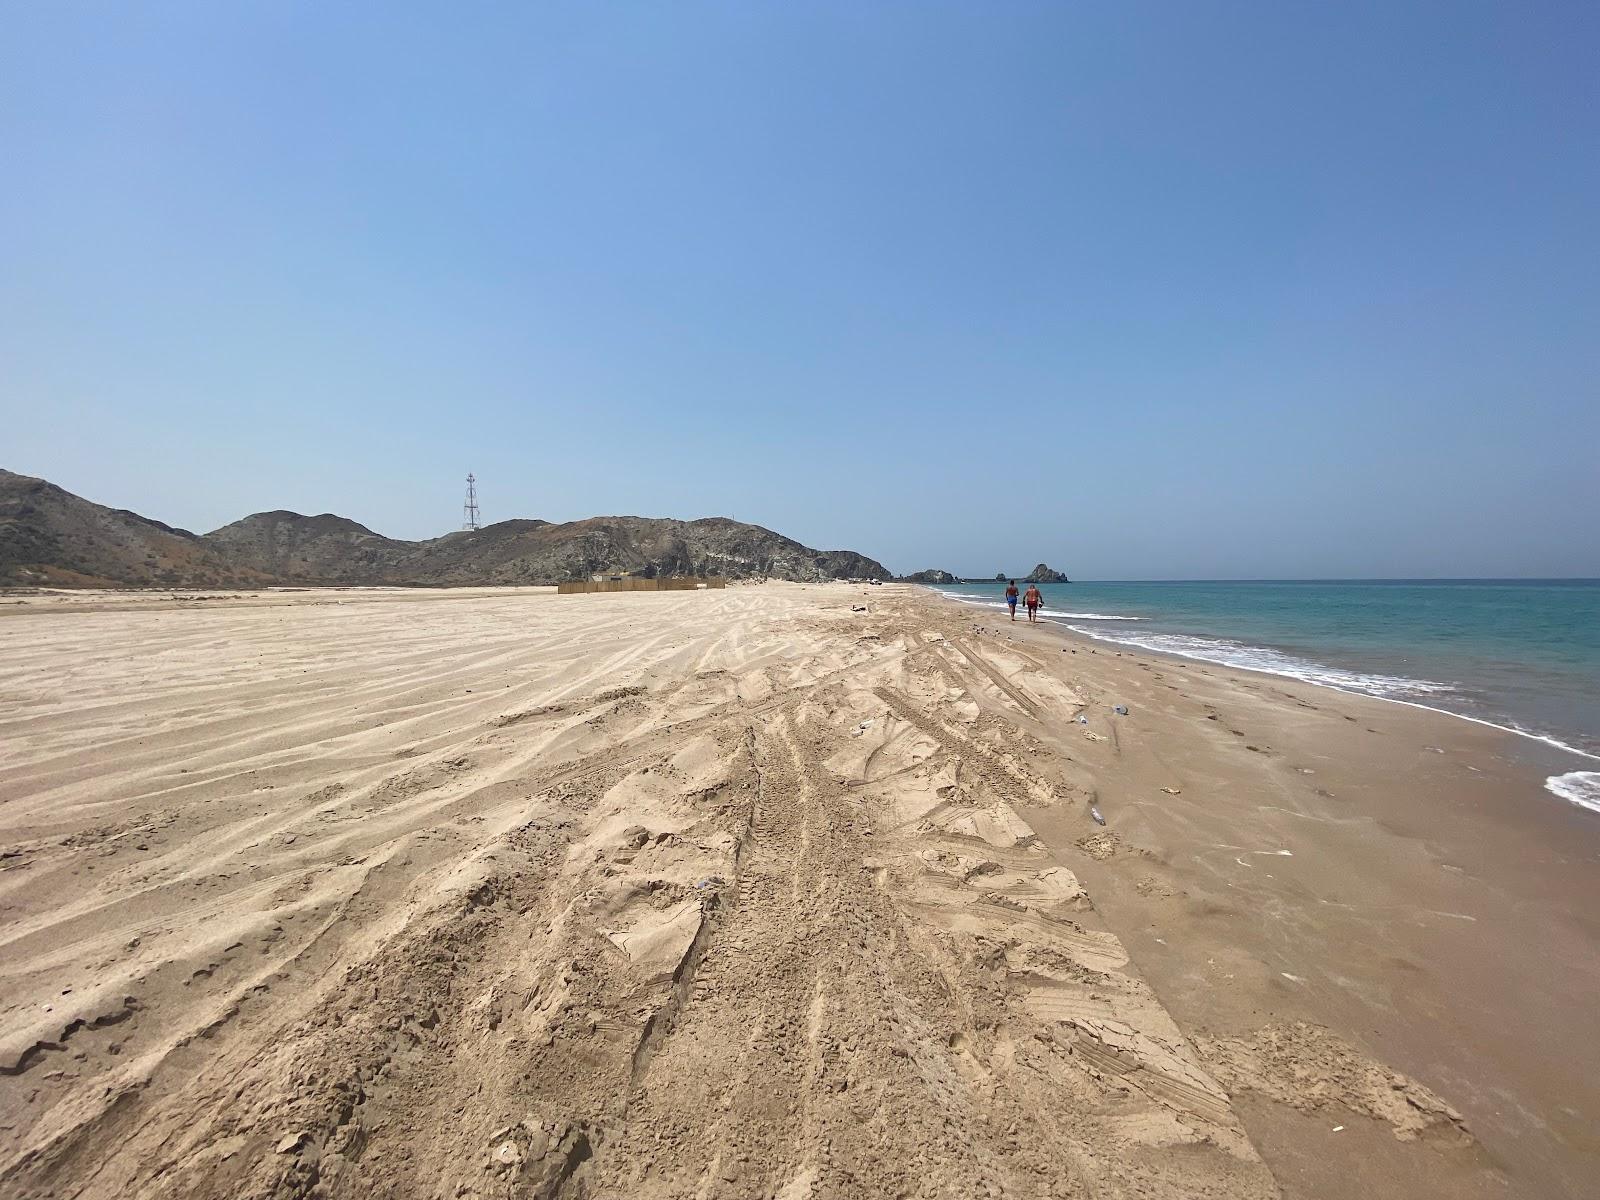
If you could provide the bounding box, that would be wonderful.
[935,579,1600,807]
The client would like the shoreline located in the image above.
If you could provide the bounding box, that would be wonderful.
[925,585,1600,810]
[925,585,1600,1198]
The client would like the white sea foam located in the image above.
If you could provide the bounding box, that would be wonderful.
[1049,612,1149,621]
[1063,625,1453,698]
[1544,772,1600,815]
[1064,624,1600,767]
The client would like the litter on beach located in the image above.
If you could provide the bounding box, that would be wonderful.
[1113,705,1129,715]
[1089,805,1106,826]
[1160,786,1182,795]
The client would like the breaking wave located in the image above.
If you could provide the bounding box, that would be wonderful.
[1064,624,1600,785]
[1545,772,1600,815]
[1063,625,1452,698]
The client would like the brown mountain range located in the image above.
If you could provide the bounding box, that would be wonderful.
[0,469,890,588]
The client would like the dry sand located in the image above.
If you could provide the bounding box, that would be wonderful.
[0,583,1595,1199]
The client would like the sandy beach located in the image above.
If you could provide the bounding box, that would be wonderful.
[1,583,1596,1199]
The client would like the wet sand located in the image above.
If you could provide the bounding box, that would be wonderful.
[0,583,1595,1198]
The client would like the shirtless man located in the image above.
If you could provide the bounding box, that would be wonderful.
[1023,583,1043,623]
[1005,580,1019,620]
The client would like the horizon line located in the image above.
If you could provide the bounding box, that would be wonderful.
[926,576,1600,584]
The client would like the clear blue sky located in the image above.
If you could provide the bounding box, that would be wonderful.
[3,2,1596,579]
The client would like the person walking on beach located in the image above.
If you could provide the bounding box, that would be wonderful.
[1023,583,1043,623]
[1005,580,1019,620]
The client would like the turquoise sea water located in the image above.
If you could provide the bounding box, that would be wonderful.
[933,579,1600,812]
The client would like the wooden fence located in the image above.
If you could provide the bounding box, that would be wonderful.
[556,577,727,595]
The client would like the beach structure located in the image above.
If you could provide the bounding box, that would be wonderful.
[557,574,726,594]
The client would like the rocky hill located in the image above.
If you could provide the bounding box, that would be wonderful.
[0,471,268,588]
[205,511,415,583]
[1024,563,1070,583]
[0,470,890,588]
[212,511,889,586]
[900,569,958,584]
